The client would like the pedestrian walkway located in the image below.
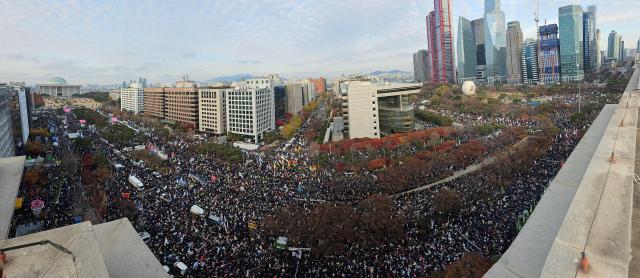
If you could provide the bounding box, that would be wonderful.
[392,136,535,197]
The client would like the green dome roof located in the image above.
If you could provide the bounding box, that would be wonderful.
[48,77,67,85]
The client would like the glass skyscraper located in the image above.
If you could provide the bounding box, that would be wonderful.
[471,18,486,82]
[608,31,621,63]
[484,0,507,84]
[539,24,560,83]
[559,5,584,82]
[521,39,539,84]
[583,6,596,74]
[456,16,477,80]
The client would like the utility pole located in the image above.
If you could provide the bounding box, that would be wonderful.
[578,83,582,114]
[288,247,310,278]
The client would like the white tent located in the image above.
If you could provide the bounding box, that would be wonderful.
[190,205,204,216]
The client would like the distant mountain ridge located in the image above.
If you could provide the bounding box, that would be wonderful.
[369,70,411,76]
[208,74,255,82]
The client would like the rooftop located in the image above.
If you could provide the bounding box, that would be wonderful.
[486,64,640,277]
[0,219,169,278]
[0,156,26,240]
[48,77,67,85]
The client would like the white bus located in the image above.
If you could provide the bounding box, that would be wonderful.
[128,175,144,191]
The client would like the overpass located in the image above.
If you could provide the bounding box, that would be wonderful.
[486,65,640,277]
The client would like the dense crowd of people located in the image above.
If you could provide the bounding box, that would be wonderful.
[9,74,630,277]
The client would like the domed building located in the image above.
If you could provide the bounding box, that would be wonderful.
[36,77,80,98]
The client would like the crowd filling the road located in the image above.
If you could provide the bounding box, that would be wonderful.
[9,71,632,277]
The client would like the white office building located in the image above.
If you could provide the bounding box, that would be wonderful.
[198,86,229,134]
[340,81,421,139]
[241,78,274,90]
[225,86,275,143]
[36,77,81,98]
[120,83,144,114]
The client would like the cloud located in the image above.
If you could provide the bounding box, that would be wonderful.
[238,60,261,64]
[181,52,197,59]
[0,0,637,83]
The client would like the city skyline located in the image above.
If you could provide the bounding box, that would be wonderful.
[0,0,638,84]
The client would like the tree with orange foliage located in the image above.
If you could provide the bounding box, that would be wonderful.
[25,140,45,156]
[433,188,461,215]
[356,194,404,247]
[377,166,409,193]
[429,253,493,278]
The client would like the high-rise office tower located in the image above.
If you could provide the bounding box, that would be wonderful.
[539,24,561,83]
[596,29,602,71]
[559,5,584,82]
[471,18,486,82]
[484,0,507,84]
[456,16,477,81]
[413,50,430,83]
[608,31,621,62]
[583,8,595,73]
[431,0,455,83]
[620,40,625,62]
[521,39,539,84]
[506,21,523,84]
[0,84,14,158]
[426,11,438,82]
[584,6,598,73]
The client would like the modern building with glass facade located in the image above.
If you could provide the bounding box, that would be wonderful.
[608,31,621,64]
[0,84,14,158]
[521,39,539,85]
[583,6,597,73]
[378,92,416,134]
[539,24,561,83]
[506,21,523,84]
[596,29,602,71]
[413,49,430,83]
[471,18,486,83]
[484,0,507,84]
[456,16,477,82]
[559,5,584,82]
[426,11,438,82]
[273,85,286,120]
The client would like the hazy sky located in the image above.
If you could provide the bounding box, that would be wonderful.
[0,0,638,84]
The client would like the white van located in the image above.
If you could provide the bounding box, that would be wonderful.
[174,262,188,275]
[138,231,150,242]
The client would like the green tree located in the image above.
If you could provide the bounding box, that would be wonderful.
[227,132,244,142]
